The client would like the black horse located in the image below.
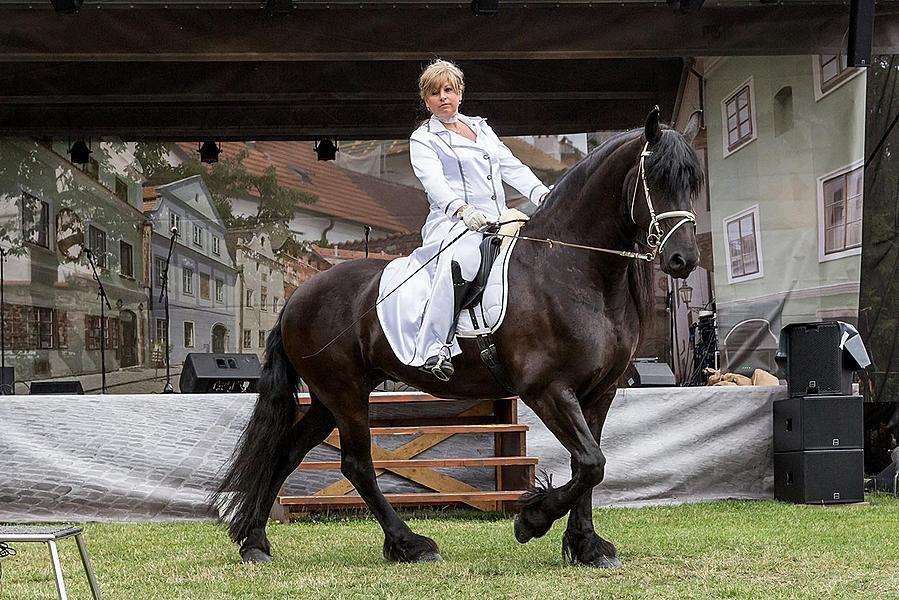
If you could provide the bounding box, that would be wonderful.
[216,107,703,567]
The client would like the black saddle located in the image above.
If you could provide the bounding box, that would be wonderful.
[452,229,503,311]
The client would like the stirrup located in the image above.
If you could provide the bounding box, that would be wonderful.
[420,353,454,382]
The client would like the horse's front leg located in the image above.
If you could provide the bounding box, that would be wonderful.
[515,382,607,544]
[562,389,621,568]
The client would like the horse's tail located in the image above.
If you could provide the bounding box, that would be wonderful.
[213,316,298,544]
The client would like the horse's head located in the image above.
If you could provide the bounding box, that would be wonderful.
[628,106,703,279]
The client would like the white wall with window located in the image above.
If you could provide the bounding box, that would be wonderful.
[813,54,865,101]
[182,266,194,295]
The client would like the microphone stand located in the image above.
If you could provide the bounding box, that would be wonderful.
[159,228,178,393]
[364,225,372,258]
[85,248,111,394]
[0,247,7,395]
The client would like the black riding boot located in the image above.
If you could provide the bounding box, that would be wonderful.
[420,261,473,382]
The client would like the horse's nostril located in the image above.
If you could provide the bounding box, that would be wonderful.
[669,254,686,270]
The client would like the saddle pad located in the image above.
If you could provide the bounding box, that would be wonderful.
[456,235,518,338]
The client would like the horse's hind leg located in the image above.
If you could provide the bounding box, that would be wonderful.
[313,382,441,562]
[240,400,336,563]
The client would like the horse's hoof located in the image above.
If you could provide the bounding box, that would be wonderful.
[591,556,622,569]
[414,551,443,562]
[240,548,272,563]
[513,513,533,544]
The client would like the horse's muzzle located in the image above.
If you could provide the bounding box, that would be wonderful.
[662,250,698,279]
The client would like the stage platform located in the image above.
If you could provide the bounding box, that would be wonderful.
[0,386,783,521]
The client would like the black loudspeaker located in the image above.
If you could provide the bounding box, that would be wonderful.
[0,367,14,394]
[848,0,875,67]
[773,395,863,452]
[779,322,853,397]
[774,449,864,504]
[30,380,84,395]
[179,353,261,393]
[626,361,676,387]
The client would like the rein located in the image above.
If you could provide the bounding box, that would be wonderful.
[489,142,696,262]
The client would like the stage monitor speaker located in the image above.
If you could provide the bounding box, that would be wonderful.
[0,366,14,394]
[773,395,863,452]
[626,361,676,387]
[848,0,875,67]
[774,449,864,504]
[179,353,261,393]
[780,321,853,397]
[30,380,84,395]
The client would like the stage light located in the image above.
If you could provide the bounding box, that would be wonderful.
[314,139,338,161]
[67,140,92,165]
[198,140,222,164]
[50,0,83,14]
[266,0,292,15]
[470,0,498,16]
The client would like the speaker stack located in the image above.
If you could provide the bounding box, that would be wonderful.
[773,321,870,504]
[179,353,261,393]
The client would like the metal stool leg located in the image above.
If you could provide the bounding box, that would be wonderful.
[75,533,102,600]
[47,540,69,600]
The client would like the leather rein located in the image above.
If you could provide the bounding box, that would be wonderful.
[489,142,697,262]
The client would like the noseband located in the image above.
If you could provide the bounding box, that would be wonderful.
[630,142,696,260]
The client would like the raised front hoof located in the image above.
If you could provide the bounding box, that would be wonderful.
[513,509,553,544]
[383,533,441,563]
[240,547,273,564]
[562,531,620,569]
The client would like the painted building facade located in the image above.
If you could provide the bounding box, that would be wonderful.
[0,139,148,382]
[144,176,238,365]
[704,55,865,374]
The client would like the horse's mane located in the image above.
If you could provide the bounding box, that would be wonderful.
[533,124,703,343]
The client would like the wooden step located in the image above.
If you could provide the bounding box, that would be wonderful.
[367,424,527,435]
[298,392,475,406]
[279,490,528,507]
[297,456,539,470]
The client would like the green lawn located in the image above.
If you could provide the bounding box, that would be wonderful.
[2,495,898,599]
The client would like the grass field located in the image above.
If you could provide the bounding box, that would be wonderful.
[2,495,898,599]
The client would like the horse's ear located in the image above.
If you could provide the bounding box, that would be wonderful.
[682,110,703,143]
[644,105,662,145]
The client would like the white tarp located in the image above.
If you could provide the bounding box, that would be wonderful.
[0,387,780,521]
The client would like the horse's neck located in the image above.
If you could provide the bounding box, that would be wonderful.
[524,140,640,283]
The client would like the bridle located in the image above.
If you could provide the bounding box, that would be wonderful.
[487,140,697,262]
[629,142,697,261]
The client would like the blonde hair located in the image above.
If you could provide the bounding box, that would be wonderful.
[418,59,465,103]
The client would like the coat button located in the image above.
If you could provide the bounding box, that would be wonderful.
[483,154,489,159]
[491,195,496,200]
[486,175,492,180]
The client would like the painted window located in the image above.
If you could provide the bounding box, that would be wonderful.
[273,296,279,312]
[819,163,863,261]
[724,83,754,153]
[169,211,181,234]
[156,319,167,345]
[260,286,268,312]
[258,330,266,348]
[22,192,49,248]
[154,257,166,288]
[84,157,100,181]
[183,321,195,348]
[114,177,129,203]
[85,316,119,350]
[212,236,220,256]
[724,205,763,283]
[193,225,203,248]
[215,278,224,303]
[119,241,133,278]
[200,272,211,300]
[89,225,107,268]
[183,267,194,295]
[243,329,252,349]
[245,289,254,308]
[35,307,54,349]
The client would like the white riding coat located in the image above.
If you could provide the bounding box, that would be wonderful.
[377,114,550,366]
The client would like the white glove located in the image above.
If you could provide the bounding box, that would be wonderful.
[458,205,488,232]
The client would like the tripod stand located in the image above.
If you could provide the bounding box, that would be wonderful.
[84,248,111,394]
[159,227,179,393]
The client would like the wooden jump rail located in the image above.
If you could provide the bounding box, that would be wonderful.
[274,392,536,517]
